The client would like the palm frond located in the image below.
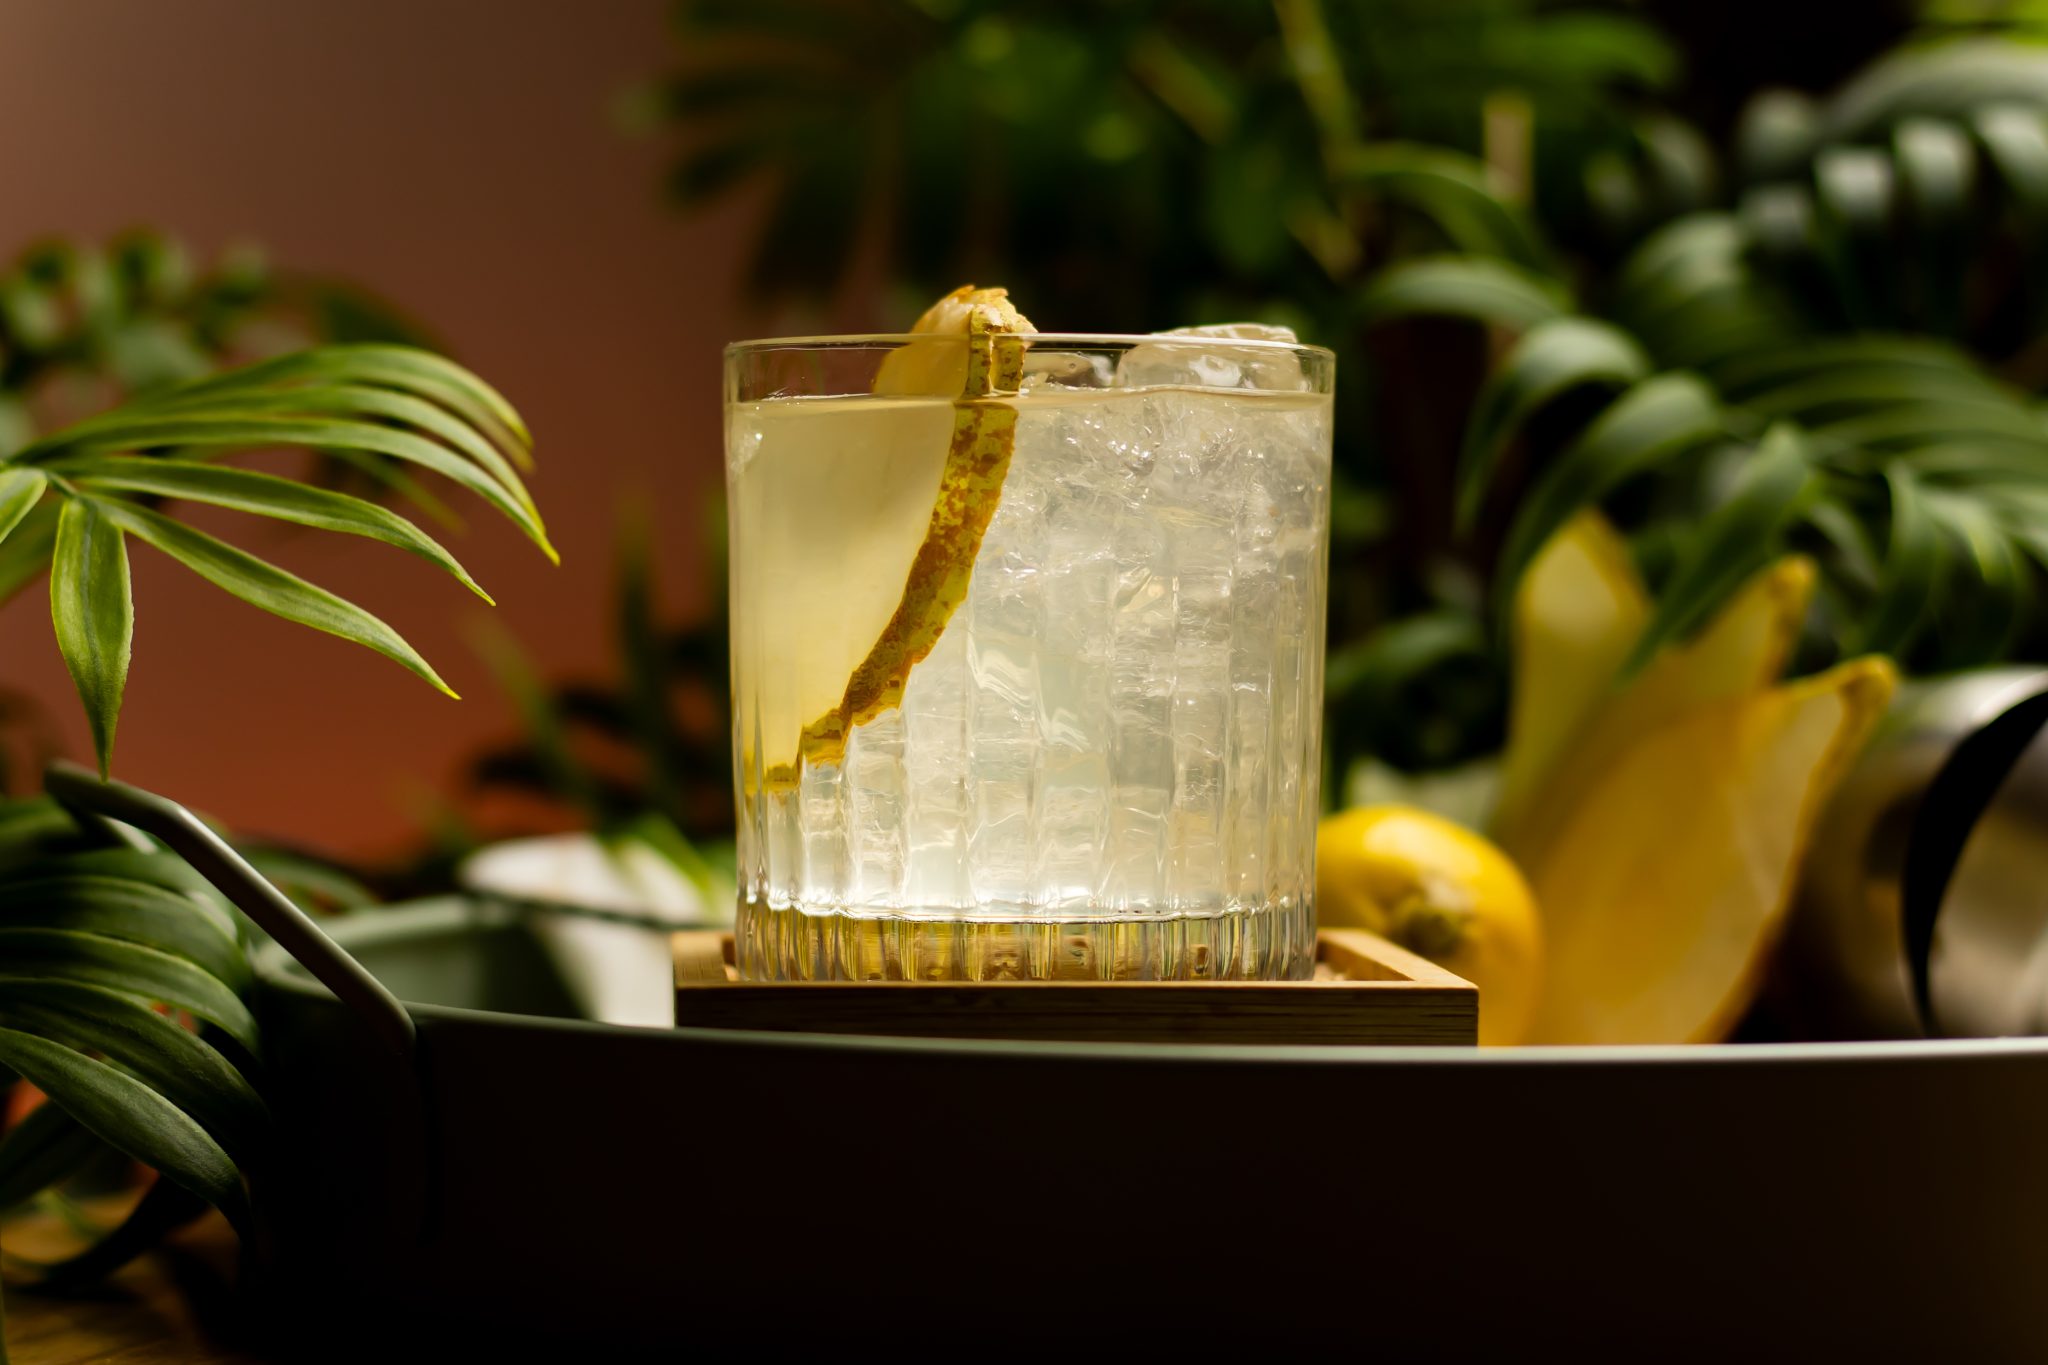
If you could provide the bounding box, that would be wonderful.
[0,344,548,773]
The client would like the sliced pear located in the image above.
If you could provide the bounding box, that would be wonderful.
[1494,512,1648,842]
[873,285,1035,397]
[729,394,958,788]
[1519,655,1895,1044]
[735,286,1033,793]
[1501,549,1817,860]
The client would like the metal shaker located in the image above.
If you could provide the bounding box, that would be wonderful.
[1784,666,2048,1038]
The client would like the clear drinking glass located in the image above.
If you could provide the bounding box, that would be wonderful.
[725,330,1334,981]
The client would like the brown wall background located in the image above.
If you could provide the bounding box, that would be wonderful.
[0,0,768,856]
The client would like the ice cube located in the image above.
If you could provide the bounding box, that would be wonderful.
[1114,322,1306,392]
[1021,348,1114,391]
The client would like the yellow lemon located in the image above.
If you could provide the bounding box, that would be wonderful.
[1317,805,1543,1045]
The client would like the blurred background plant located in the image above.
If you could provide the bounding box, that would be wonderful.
[0,230,437,799]
[562,0,2048,829]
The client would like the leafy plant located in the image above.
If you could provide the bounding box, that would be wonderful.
[0,342,545,1332]
[643,2,2048,787]
[434,504,732,910]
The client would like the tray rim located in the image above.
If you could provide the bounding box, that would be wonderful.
[253,899,2048,1066]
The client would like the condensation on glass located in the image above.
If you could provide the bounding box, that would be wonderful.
[725,332,1335,980]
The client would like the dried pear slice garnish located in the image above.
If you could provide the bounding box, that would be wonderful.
[761,287,1031,791]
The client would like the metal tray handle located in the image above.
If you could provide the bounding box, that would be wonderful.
[43,760,416,1065]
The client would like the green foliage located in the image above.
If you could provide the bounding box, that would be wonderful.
[640,0,1675,322]
[2,344,550,773]
[455,504,734,901]
[0,235,545,1302]
[0,802,262,1250]
[647,8,2048,777]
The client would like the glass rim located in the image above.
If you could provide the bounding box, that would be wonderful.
[725,331,1336,362]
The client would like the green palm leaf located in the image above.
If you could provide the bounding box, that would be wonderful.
[0,929,257,1052]
[91,497,455,700]
[1858,467,1944,656]
[50,456,490,602]
[49,498,131,777]
[1624,424,1816,672]
[1493,372,1725,621]
[1332,143,1554,269]
[1356,256,1571,328]
[0,468,44,545]
[26,414,549,560]
[1457,318,1649,532]
[0,1027,246,1231]
[0,845,229,909]
[0,980,267,1165]
[0,874,247,988]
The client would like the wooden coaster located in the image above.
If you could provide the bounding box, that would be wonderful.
[673,928,1475,1046]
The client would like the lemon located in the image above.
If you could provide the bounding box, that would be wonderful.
[732,285,1033,792]
[1317,805,1544,1046]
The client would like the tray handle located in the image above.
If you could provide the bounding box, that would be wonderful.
[43,760,416,1064]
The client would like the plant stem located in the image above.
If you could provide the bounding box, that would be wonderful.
[1271,0,1364,168]
[1272,0,1373,280]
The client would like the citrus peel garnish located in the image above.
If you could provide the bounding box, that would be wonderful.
[761,286,1034,791]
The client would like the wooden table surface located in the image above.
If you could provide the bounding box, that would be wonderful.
[2,1203,263,1365]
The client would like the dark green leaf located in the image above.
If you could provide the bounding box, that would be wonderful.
[0,875,247,987]
[1858,468,1942,656]
[0,850,236,937]
[1356,256,1570,328]
[1332,144,1553,269]
[0,980,266,1165]
[54,457,489,602]
[1324,609,1487,704]
[1713,334,1992,403]
[1494,373,1726,618]
[1457,319,1649,532]
[50,497,132,777]
[0,930,257,1052]
[91,497,456,700]
[1624,424,1816,672]
[0,1027,246,1229]
[1925,491,2029,664]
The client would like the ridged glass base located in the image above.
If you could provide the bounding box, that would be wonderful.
[735,900,1316,982]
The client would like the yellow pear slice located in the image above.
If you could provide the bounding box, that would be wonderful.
[1494,512,1648,842]
[1501,548,1817,859]
[1519,655,1896,1044]
[734,286,1034,793]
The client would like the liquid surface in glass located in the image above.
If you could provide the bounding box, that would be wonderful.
[728,357,1332,980]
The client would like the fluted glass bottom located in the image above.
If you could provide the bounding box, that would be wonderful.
[735,899,1316,982]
